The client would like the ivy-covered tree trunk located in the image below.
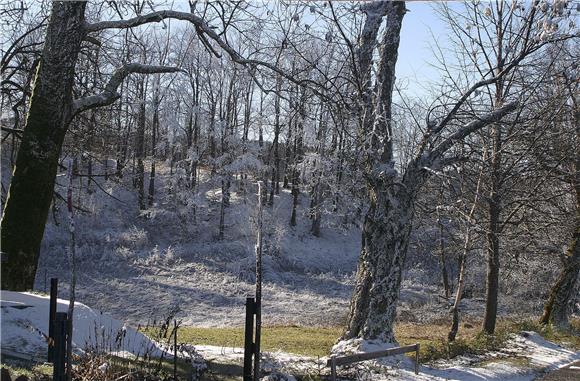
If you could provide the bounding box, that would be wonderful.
[540,226,580,328]
[0,2,87,290]
[344,181,414,342]
[343,1,406,342]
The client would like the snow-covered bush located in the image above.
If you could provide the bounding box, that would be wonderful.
[118,226,149,249]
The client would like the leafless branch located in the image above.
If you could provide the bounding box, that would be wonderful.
[71,63,184,115]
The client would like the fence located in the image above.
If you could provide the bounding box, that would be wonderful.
[326,343,420,381]
[47,278,70,381]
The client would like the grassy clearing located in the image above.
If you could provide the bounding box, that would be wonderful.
[148,318,579,362]
[0,361,52,380]
[6,318,575,380]
[153,325,344,358]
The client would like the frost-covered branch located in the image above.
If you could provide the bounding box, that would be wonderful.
[84,10,326,93]
[72,63,183,115]
[431,101,519,160]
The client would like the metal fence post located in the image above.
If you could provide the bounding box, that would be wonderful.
[53,312,68,381]
[173,319,177,381]
[415,343,420,375]
[243,297,255,381]
[330,355,337,381]
[48,278,58,362]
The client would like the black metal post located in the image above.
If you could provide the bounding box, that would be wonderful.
[48,278,58,362]
[243,297,255,381]
[174,319,177,381]
[254,182,263,381]
[53,312,68,381]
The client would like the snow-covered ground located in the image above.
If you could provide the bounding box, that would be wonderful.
[27,161,545,328]
[0,291,165,359]
[3,290,577,380]
[324,334,580,380]
[33,162,362,327]
[3,158,578,380]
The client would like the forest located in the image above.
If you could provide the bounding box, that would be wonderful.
[0,1,579,380]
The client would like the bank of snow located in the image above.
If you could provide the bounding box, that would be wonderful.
[0,291,166,359]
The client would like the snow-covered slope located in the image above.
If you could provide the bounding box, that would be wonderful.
[0,291,165,359]
[31,162,361,327]
[0,157,555,327]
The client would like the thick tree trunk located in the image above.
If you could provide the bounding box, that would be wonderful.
[540,227,580,328]
[540,164,580,328]
[344,182,414,342]
[0,2,87,290]
[540,93,580,329]
[482,12,506,335]
[343,1,406,342]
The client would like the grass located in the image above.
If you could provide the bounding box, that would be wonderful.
[5,318,576,380]
[144,317,579,363]
[0,361,52,380]
[396,319,517,362]
[146,325,344,358]
[1,355,242,381]
[397,318,580,363]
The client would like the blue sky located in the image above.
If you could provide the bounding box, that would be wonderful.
[397,1,459,96]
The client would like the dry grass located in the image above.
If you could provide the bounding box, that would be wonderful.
[145,317,580,361]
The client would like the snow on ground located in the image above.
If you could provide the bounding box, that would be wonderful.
[33,162,361,327]
[1,289,578,380]
[27,161,540,329]
[169,332,580,381]
[0,291,166,359]
[393,332,580,381]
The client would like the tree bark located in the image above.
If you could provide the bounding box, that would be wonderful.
[540,101,580,328]
[343,1,405,342]
[540,226,580,328]
[482,3,506,335]
[344,179,415,341]
[0,2,87,290]
[135,81,146,210]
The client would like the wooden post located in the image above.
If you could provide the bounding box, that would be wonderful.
[53,312,68,381]
[330,356,337,381]
[243,297,255,381]
[48,278,58,362]
[415,343,420,375]
[253,182,263,381]
[173,319,178,380]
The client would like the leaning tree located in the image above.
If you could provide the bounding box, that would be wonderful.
[538,43,580,329]
[337,0,565,344]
